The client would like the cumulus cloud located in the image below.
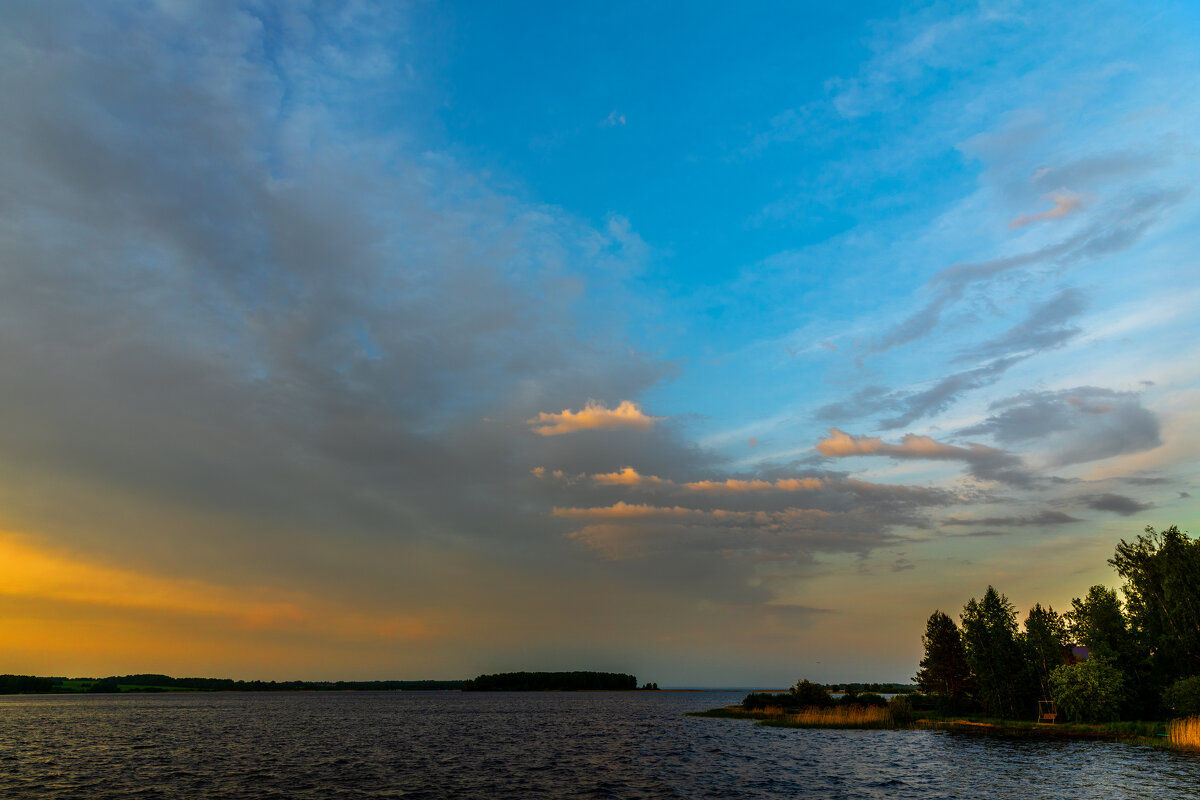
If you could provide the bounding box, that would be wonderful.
[591,467,665,487]
[528,400,664,436]
[1009,190,1087,229]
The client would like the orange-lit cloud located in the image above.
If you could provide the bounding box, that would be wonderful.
[592,466,665,486]
[818,428,974,460]
[1009,190,1086,229]
[552,501,699,520]
[527,400,663,436]
[683,477,827,493]
[683,478,774,492]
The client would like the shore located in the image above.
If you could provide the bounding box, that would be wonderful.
[687,705,1173,747]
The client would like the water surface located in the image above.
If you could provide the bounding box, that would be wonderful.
[2,691,1198,798]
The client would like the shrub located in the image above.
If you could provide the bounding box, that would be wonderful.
[1048,656,1125,723]
[1164,676,1200,717]
[791,679,834,708]
[742,692,790,710]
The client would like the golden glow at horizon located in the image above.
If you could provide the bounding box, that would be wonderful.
[0,530,433,671]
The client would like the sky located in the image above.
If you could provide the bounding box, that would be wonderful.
[2,0,1198,686]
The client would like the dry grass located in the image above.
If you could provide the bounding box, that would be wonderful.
[1167,715,1200,750]
[774,705,894,729]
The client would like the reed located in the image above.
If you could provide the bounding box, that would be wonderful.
[771,704,894,729]
[1167,715,1200,750]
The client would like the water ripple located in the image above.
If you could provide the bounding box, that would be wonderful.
[2,692,1200,798]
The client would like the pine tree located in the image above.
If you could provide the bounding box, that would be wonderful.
[914,610,971,707]
[961,586,1027,718]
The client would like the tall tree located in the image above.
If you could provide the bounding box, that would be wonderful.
[1065,585,1131,661]
[1022,603,1070,700]
[1110,525,1200,683]
[914,610,972,708]
[960,586,1027,718]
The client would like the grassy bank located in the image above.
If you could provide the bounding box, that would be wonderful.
[687,704,1194,748]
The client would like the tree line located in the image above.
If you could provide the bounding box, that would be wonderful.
[461,671,639,691]
[0,675,464,694]
[916,525,1200,722]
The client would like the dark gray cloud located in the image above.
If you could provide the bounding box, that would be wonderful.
[942,510,1081,527]
[1082,493,1152,517]
[960,387,1161,467]
[2,2,1006,612]
[0,3,694,584]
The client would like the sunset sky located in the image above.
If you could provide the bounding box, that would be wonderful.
[3,1,1198,686]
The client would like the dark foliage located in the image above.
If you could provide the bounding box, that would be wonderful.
[1110,525,1200,694]
[914,610,972,709]
[461,671,637,691]
[1022,603,1071,700]
[0,675,54,694]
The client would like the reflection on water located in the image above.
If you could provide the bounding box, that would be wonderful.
[2,691,1199,799]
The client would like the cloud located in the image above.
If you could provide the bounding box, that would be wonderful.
[602,110,627,127]
[820,289,1087,430]
[815,357,1021,429]
[961,387,1161,466]
[0,1,698,607]
[528,400,664,436]
[552,502,702,520]
[942,510,1081,527]
[591,467,665,487]
[1009,190,1087,229]
[868,190,1186,356]
[964,287,1086,360]
[683,479,777,493]
[815,429,1029,485]
[1081,493,1152,516]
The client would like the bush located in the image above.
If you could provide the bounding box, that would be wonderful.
[1164,676,1200,717]
[839,690,886,707]
[1049,657,1125,723]
[742,692,790,710]
[791,679,834,708]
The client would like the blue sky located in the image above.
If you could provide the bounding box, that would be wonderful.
[2,0,1198,685]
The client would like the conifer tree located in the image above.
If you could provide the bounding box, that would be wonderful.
[914,610,971,707]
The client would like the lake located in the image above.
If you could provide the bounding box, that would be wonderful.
[2,691,1199,798]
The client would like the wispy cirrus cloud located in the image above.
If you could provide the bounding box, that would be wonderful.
[868,189,1186,356]
[1009,190,1087,229]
